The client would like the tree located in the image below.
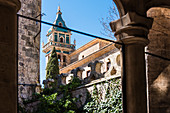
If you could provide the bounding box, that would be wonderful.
[46,47,59,80]
[100,1,119,40]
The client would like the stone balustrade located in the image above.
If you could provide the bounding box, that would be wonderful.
[43,41,75,51]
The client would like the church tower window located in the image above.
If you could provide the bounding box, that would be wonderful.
[60,37,64,43]
[66,36,69,44]
[54,33,57,42]
[63,55,66,62]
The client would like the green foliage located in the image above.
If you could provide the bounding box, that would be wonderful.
[34,77,82,113]
[42,87,56,95]
[59,77,82,93]
[21,77,122,113]
[46,47,59,80]
[83,79,122,113]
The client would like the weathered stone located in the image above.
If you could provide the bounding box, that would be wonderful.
[21,35,29,40]
[146,7,170,113]
[19,72,25,77]
[20,86,24,92]
[18,0,41,104]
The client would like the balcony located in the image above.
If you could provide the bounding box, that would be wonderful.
[42,41,75,53]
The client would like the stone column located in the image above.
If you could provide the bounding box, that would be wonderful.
[0,0,20,113]
[110,12,153,113]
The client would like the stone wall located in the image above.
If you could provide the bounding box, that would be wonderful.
[146,7,170,113]
[71,75,121,108]
[18,0,41,103]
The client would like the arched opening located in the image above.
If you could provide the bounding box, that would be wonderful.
[107,59,111,71]
[60,37,64,43]
[116,54,120,66]
[86,70,91,77]
[82,55,84,59]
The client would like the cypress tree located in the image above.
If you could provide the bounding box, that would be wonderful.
[46,47,59,80]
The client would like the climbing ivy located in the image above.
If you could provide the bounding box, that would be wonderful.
[83,79,122,113]
[20,78,122,113]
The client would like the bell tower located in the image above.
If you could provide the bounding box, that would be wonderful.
[43,6,75,68]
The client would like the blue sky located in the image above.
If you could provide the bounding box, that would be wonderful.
[40,0,115,85]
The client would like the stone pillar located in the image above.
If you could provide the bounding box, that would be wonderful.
[0,0,20,113]
[110,12,153,113]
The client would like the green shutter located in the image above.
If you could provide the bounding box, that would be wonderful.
[54,33,57,42]
[66,36,69,44]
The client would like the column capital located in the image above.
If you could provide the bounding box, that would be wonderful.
[0,0,21,11]
[110,12,153,46]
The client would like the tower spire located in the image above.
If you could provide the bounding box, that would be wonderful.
[57,6,62,15]
[58,6,60,11]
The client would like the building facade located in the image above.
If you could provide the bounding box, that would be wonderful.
[18,0,41,103]
[43,5,170,113]
[43,7,121,86]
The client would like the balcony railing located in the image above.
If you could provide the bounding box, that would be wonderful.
[43,41,75,50]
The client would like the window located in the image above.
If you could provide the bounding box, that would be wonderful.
[66,37,69,44]
[82,55,84,59]
[54,33,57,42]
[60,37,63,43]
[63,55,66,62]
[63,51,69,54]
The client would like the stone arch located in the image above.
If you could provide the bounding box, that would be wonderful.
[116,54,121,66]
[112,0,125,17]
